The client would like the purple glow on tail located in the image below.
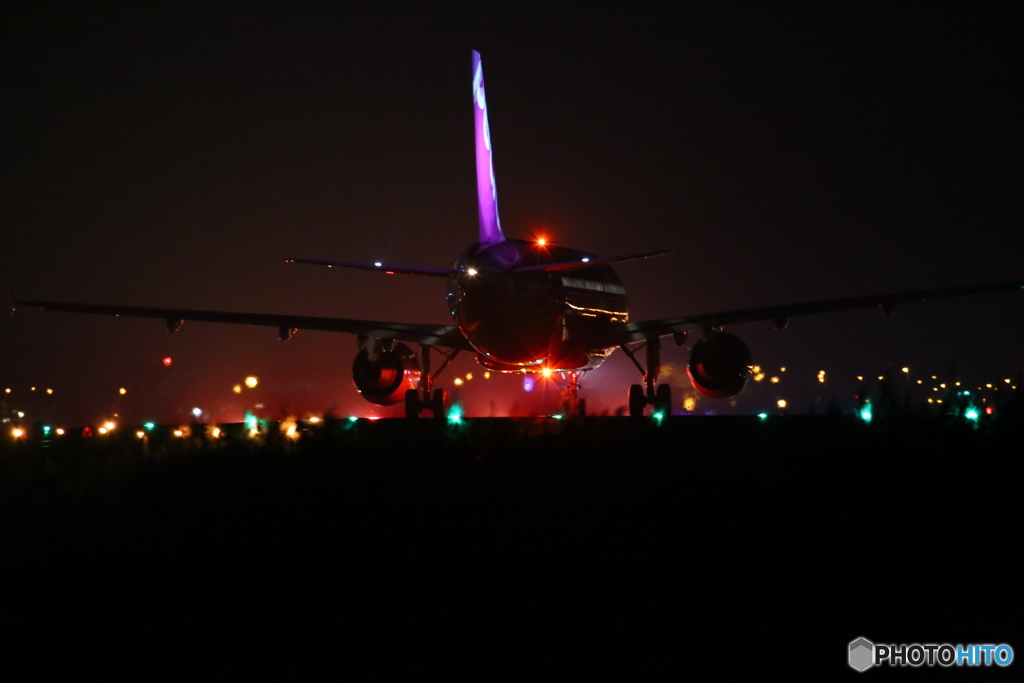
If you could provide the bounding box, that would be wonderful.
[473,50,504,246]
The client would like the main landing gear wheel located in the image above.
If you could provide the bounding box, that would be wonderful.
[628,384,645,417]
[432,388,448,419]
[405,389,421,418]
[404,343,460,418]
[622,337,673,417]
[655,383,672,417]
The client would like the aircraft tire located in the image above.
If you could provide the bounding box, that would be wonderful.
[404,389,421,418]
[656,384,672,416]
[432,388,448,418]
[628,384,645,417]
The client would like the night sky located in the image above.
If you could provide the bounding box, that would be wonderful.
[2,4,1022,426]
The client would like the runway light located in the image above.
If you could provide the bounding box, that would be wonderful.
[986,383,993,388]
[483,372,490,379]
[163,356,173,367]
[11,428,24,439]
[453,377,464,386]
[770,376,780,384]
[927,398,934,404]
[902,367,909,373]
[1005,379,1012,384]
[541,367,553,378]
[917,380,923,384]
[581,257,589,263]
[780,367,786,372]
[465,373,473,381]
[245,376,259,388]
[856,376,863,381]
[55,428,65,436]
[467,268,478,276]
[46,388,53,395]
[136,431,145,439]
[776,399,787,409]
[119,387,127,395]
[940,383,946,389]
[233,384,243,394]
[103,421,116,431]
[374,262,382,267]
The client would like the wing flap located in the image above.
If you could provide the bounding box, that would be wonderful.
[593,278,1024,347]
[285,257,452,278]
[15,300,473,350]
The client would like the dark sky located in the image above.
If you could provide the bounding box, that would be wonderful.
[2,4,1022,425]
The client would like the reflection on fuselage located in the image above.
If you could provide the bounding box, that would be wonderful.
[446,239,628,371]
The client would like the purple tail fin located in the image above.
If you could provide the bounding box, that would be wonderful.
[472,50,505,246]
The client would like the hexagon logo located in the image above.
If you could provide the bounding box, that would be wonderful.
[849,637,875,672]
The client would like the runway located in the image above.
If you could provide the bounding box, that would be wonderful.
[2,415,1020,676]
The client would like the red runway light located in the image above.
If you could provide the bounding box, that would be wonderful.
[162,356,173,366]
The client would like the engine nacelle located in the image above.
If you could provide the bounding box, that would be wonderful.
[686,332,752,400]
[352,342,420,406]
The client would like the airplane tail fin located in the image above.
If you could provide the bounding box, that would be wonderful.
[473,50,505,246]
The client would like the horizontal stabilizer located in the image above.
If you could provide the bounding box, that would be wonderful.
[512,249,673,274]
[285,257,452,278]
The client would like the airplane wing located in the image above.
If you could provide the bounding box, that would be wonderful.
[14,300,474,350]
[595,277,1024,346]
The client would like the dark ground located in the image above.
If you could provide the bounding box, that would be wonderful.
[2,415,1020,677]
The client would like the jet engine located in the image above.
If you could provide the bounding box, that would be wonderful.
[352,341,420,405]
[686,332,752,399]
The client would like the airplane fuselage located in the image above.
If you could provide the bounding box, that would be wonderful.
[446,239,628,372]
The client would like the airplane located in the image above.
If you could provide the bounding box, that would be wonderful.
[15,51,1024,418]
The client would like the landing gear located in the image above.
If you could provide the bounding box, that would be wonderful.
[621,337,673,417]
[404,344,459,418]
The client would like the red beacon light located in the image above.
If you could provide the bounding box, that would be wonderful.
[162,356,173,367]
